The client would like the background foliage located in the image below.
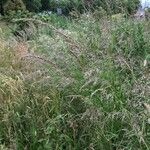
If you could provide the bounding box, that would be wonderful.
[0,0,140,15]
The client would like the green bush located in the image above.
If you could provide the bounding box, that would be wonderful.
[3,0,26,14]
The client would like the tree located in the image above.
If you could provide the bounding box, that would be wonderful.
[23,0,42,12]
[3,0,26,14]
[1,0,140,15]
[0,1,4,15]
[93,0,140,15]
[0,0,8,15]
[41,0,50,11]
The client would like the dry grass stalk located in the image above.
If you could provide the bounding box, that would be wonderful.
[12,41,70,78]
[14,42,29,59]
[12,18,87,69]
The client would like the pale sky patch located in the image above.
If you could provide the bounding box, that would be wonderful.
[140,0,150,8]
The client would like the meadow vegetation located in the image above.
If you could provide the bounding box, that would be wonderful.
[0,1,150,150]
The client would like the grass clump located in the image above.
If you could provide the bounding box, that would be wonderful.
[0,13,150,150]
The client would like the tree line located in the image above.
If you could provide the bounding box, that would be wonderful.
[0,0,140,16]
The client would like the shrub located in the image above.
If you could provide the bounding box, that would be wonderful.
[3,0,26,14]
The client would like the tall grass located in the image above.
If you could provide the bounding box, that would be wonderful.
[0,14,150,150]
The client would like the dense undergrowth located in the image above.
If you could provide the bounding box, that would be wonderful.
[0,13,150,150]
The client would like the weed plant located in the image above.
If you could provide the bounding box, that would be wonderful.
[0,13,150,150]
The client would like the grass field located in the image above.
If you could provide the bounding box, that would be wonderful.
[0,13,150,150]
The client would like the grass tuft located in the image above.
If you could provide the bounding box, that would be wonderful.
[0,14,150,149]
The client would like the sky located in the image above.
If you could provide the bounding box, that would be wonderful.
[140,0,150,8]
